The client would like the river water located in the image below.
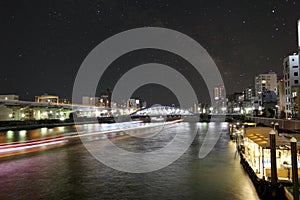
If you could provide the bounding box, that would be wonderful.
[0,122,259,200]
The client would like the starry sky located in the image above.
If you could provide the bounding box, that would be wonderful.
[1,0,300,105]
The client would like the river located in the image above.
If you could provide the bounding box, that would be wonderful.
[0,122,259,200]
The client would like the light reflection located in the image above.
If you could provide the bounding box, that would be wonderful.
[41,127,48,137]
[0,138,68,155]
[58,126,65,132]
[19,130,27,141]
[6,130,14,143]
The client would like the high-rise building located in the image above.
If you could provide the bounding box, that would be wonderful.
[277,77,285,118]
[297,18,300,51]
[244,86,255,101]
[297,18,300,118]
[213,85,226,113]
[283,53,299,117]
[254,72,277,106]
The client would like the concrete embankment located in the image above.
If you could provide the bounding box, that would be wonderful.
[0,118,98,131]
[249,117,300,131]
[240,153,288,200]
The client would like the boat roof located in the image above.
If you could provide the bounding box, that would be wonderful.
[245,127,300,149]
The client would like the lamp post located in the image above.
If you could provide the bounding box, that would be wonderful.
[269,130,277,186]
[291,137,299,200]
[275,105,279,118]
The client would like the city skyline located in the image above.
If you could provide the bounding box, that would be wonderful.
[2,2,300,199]
[1,1,300,105]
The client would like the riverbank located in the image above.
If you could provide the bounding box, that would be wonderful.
[240,153,288,199]
[0,119,93,132]
[249,117,300,131]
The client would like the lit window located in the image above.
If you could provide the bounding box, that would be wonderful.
[292,92,297,97]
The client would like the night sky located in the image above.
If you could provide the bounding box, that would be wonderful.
[1,0,300,105]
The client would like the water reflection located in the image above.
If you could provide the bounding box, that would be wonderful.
[19,130,27,142]
[0,122,259,200]
[6,131,13,143]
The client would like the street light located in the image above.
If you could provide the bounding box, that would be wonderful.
[275,105,279,118]
[221,107,226,113]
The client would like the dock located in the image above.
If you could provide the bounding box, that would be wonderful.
[233,125,300,199]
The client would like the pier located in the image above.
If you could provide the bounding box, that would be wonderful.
[234,125,300,199]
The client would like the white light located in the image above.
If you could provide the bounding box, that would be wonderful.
[41,127,48,134]
[234,107,240,111]
[258,106,262,111]
[19,130,27,137]
[7,130,13,140]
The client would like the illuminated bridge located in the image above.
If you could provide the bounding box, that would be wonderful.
[131,106,194,117]
[129,106,196,122]
[130,106,243,123]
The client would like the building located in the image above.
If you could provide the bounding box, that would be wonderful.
[297,19,300,119]
[82,96,100,106]
[213,85,226,113]
[277,77,285,118]
[283,53,299,117]
[298,18,300,52]
[254,71,277,107]
[243,86,255,115]
[35,94,59,104]
[261,89,277,118]
[0,94,19,101]
[99,93,111,108]
[244,86,255,101]
[126,98,141,110]
[227,92,244,114]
